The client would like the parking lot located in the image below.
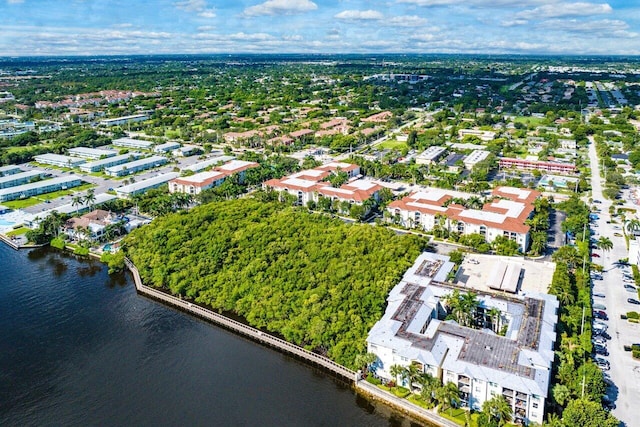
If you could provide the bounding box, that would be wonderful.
[587,138,640,425]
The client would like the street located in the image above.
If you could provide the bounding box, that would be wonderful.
[587,137,640,426]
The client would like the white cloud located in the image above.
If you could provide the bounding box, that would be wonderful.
[243,0,317,17]
[334,10,384,21]
[500,19,529,27]
[197,25,216,32]
[174,0,216,18]
[539,18,638,37]
[398,0,557,7]
[384,15,428,27]
[517,2,612,19]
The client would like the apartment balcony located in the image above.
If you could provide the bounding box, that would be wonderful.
[458,376,470,386]
[502,388,514,397]
[516,391,528,400]
[515,400,527,410]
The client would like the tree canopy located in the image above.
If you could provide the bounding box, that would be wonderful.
[124,198,427,367]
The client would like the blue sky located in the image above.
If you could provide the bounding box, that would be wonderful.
[1,0,639,56]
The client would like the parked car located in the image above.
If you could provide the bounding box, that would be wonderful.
[625,285,637,292]
[594,310,608,320]
[593,336,607,346]
[597,331,612,340]
[628,298,640,305]
[591,253,601,258]
[595,357,610,370]
[595,346,609,356]
[593,292,606,298]
[614,232,623,237]
[593,303,607,311]
[594,200,602,204]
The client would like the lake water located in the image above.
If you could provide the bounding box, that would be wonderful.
[0,244,423,427]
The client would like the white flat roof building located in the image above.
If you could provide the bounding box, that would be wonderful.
[416,146,447,165]
[153,141,181,153]
[68,147,118,160]
[367,252,558,426]
[0,176,83,202]
[0,170,47,189]
[79,153,142,173]
[33,153,86,168]
[112,137,154,150]
[0,165,22,177]
[185,156,235,172]
[116,172,179,198]
[463,150,491,169]
[105,155,167,177]
[99,114,149,127]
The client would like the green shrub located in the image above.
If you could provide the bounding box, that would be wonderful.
[50,237,65,249]
[74,247,89,256]
[633,350,640,359]
[366,373,382,385]
[632,344,640,351]
[392,386,411,398]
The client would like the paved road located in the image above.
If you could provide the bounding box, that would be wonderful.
[587,137,640,426]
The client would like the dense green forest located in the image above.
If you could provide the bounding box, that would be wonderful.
[124,199,427,367]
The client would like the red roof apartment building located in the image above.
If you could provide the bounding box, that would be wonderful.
[169,160,259,195]
[387,187,540,252]
[263,162,381,210]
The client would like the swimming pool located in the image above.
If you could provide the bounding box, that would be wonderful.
[0,219,16,226]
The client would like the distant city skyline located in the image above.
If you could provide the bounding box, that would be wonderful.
[1,0,639,56]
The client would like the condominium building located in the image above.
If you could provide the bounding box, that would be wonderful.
[458,129,496,141]
[99,114,149,127]
[263,162,381,210]
[0,165,22,177]
[33,153,86,168]
[0,176,82,202]
[387,187,540,252]
[463,150,491,169]
[0,170,47,189]
[112,137,154,150]
[104,155,167,177]
[79,153,142,173]
[416,146,448,165]
[153,141,181,153]
[499,158,577,175]
[367,252,558,425]
[169,170,226,195]
[68,147,118,160]
[115,172,180,198]
[169,160,259,195]
[184,155,235,173]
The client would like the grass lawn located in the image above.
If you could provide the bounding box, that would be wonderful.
[2,182,96,209]
[6,226,29,236]
[438,407,479,427]
[513,116,547,127]
[378,139,408,151]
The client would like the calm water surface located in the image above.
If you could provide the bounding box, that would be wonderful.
[0,244,422,427]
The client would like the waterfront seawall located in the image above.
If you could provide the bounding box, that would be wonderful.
[124,257,459,427]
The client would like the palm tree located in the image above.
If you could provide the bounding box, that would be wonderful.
[84,188,96,211]
[71,195,84,216]
[488,307,501,333]
[402,364,422,391]
[481,395,512,426]
[596,236,613,253]
[418,373,439,405]
[435,382,461,416]
[389,364,404,386]
[626,218,640,236]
